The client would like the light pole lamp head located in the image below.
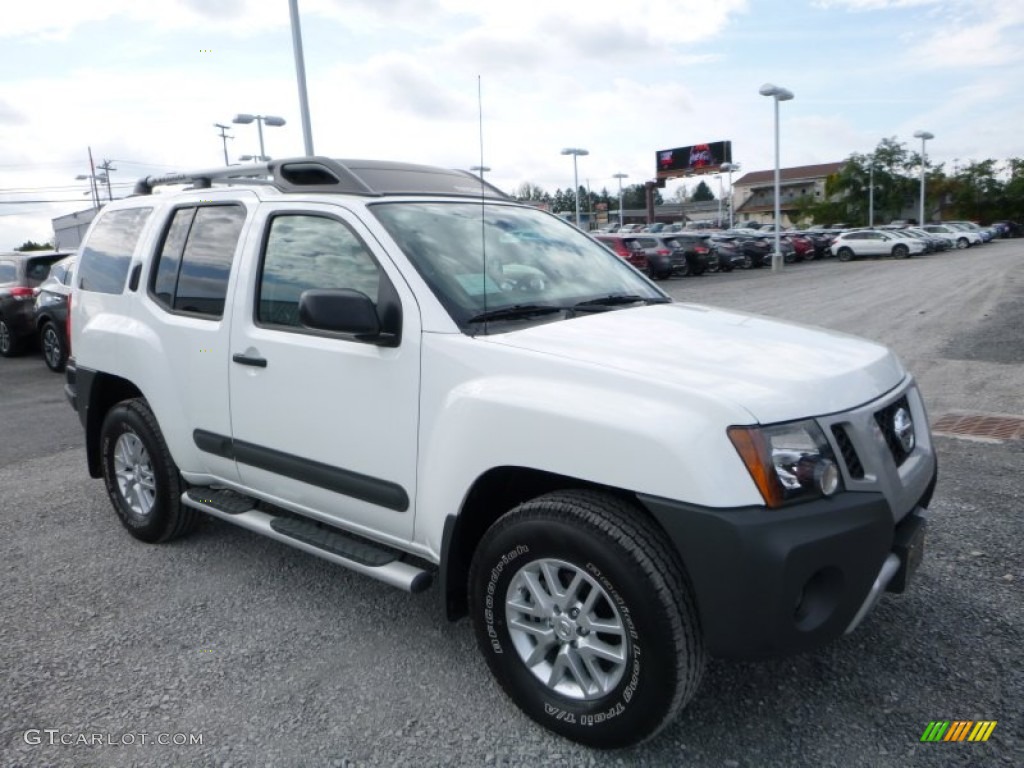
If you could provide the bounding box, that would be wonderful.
[232,113,256,125]
[720,162,736,172]
[612,172,628,180]
[759,83,794,101]
[561,148,589,157]
[262,116,286,127]
[913,130,934,141]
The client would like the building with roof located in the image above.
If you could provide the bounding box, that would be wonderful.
[732,162,846,227]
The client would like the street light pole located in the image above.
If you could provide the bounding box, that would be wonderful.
[233,114,286,161]
[913,130,934,226]
[288,0,315,156]
[470,165,490,179]
[759,83,794,272]
[868,158,875,227]
[613,173,628,228]
[96,159,116,201]
[561,148,589,229]
[720,162,737,228]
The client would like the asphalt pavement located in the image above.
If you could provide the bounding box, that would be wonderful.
[1,239,1021,767]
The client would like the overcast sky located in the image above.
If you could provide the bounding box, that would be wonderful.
[1,0,1022,249]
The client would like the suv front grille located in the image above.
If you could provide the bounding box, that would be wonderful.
[831,425,864,479]
[874,396,912,467]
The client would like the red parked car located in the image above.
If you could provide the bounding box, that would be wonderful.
[593,235,650,274]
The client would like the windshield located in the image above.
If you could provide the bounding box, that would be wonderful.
[371,201,665,332]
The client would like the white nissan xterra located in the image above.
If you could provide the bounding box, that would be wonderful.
[66,157,936,748]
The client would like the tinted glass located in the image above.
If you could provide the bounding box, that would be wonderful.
[258,215,380,328]
[25,255,63,283]
[0,261,16,284]
[78,208,153,293]
[151,208,196,308]
[173,205,246,317]
[372,202,662,331]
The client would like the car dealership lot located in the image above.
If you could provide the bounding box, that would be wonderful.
[2,241,1022,767]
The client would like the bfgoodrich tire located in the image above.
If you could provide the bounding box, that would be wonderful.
[100,398,198,543]
[469,490,705,748]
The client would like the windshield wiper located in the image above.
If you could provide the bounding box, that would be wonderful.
[572,294,670,312]
[466,304,567,323]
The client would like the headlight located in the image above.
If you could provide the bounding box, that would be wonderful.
[728,420,842,508]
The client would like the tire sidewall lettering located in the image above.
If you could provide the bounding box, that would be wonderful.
[482,543,530,655]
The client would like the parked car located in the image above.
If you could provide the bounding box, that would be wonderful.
[919,224,981,249]
[32,254,76,372]
[724,230,793,267]
[830,230,926,261]
[65,155,937,748]
[946,221,994,242]
[990,220,1022,238]
[706,235,748,271]
[0,250,73,357]
[903,227,949,253]
[656,234,710,277]
[593,234,650,273]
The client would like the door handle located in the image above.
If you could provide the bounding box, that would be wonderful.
[232,353,267,368]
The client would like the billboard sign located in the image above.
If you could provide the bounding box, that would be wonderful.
[656,141,732,179]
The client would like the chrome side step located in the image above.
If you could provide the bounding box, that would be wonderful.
[182,488,432,593]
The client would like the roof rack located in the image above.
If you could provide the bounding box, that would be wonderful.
[133,156,510,200]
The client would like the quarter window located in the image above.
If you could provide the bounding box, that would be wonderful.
[78,207,153,294]
[257,214,381,329]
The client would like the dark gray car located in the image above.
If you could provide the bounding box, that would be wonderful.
[0,251,72,357]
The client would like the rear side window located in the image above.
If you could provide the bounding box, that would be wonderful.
[25,254,64,284]
[0,261,15,284]
[150,204,247,318]
[78,208,153,294]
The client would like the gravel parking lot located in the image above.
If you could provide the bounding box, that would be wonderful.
[1,241,1022,767]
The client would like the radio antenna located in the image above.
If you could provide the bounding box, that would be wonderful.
[478,74,488,324]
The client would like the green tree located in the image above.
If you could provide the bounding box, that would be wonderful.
[691,180,715,202]
[14,240,54,251]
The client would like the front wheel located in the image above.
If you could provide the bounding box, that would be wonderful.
[100,398,198,543]
[469,490,705,748]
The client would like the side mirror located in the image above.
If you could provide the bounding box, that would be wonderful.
[298,288,381,338]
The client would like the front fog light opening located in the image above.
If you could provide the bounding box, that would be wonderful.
[814,458,840,497]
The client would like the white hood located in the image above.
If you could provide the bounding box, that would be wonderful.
[484,302,906,424]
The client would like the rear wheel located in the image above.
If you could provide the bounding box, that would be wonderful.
[740,254,753,269]
[892,244,909,260]
[469,490,705,748]
[0,317,23,357]
[100,398,199,543]
[956,237,969,249]
[837,247,854,262]
[40,321,67,372]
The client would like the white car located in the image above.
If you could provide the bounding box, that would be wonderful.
[921,224,982,249]
[65,156,937,749]
[829,229,927,261]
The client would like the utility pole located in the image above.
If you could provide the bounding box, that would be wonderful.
[214,123,234,166]
[96,159,116,201]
